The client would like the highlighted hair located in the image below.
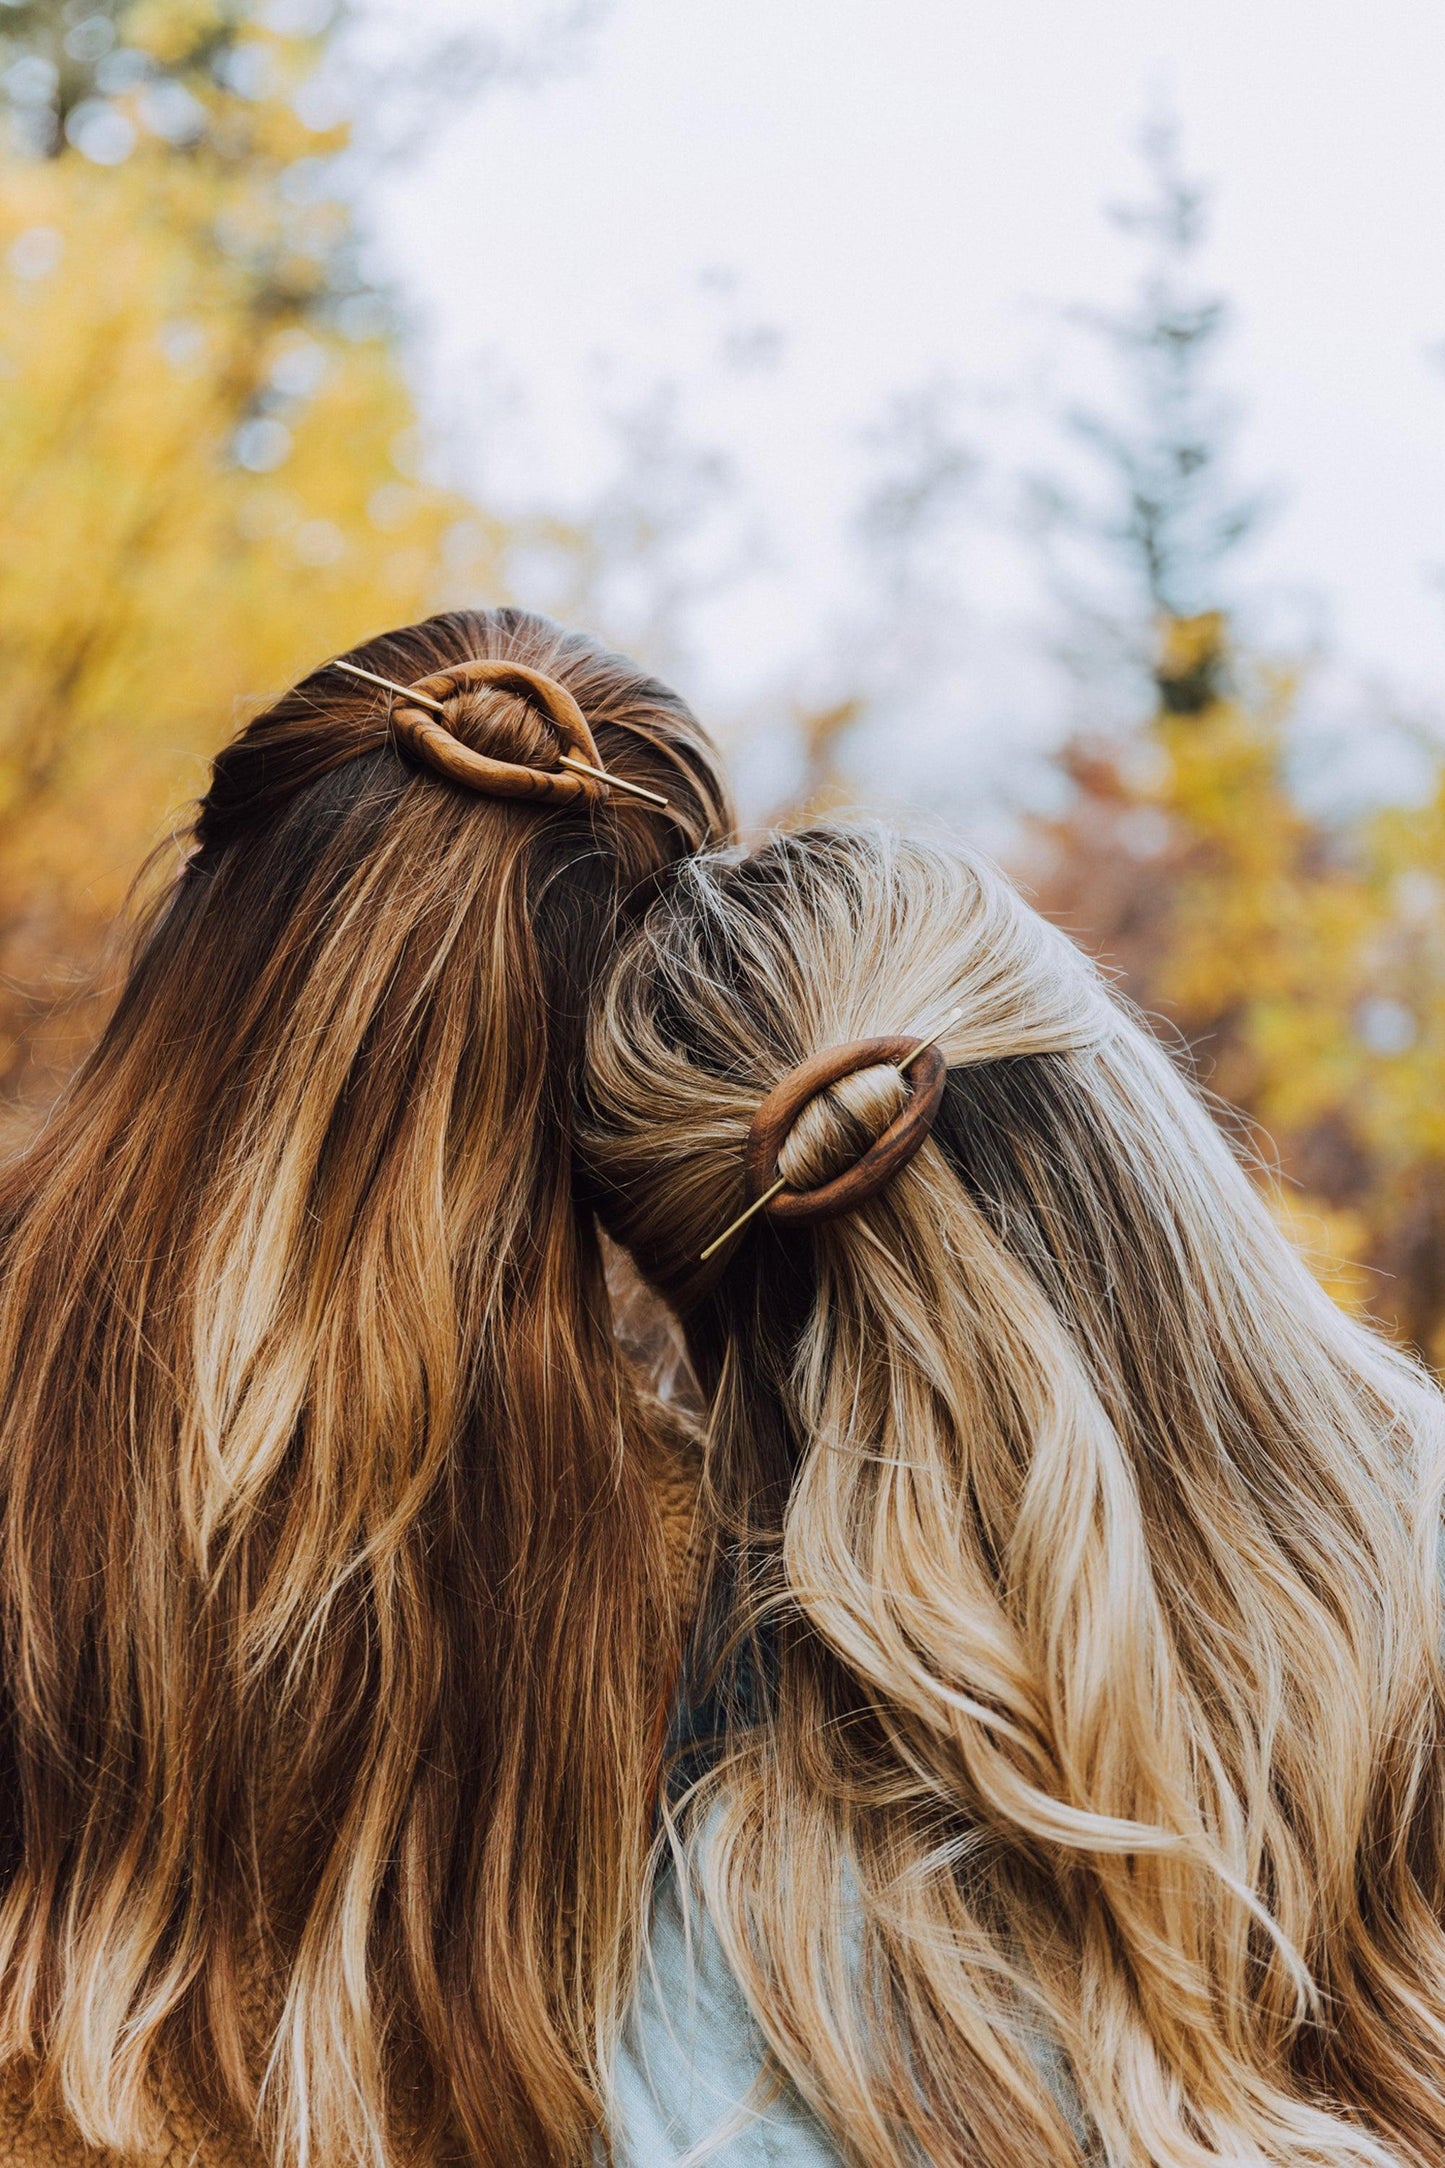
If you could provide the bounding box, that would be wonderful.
[0,609,730,2166]
[583,824,1445,2167]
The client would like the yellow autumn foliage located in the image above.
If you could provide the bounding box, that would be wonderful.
[0,0,564,1120]
[0,150,503,912]
[1039,612,1445,1362]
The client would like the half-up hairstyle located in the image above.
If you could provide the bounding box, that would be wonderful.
[582,823,1445,2168]
[0,609,731,2167]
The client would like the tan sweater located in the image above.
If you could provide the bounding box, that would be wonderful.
[0,2084,268,2168]
[0,1433,705,2167]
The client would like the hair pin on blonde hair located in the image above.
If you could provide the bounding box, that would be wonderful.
[699,1005,964,1262]
[898,1005,965,1069]
[331,657,670,807]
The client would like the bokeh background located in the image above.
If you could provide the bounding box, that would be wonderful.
[4,0,1445,1354]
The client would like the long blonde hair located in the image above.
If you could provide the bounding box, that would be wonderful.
[0,608,731,2167]
[582,824,1445,2167]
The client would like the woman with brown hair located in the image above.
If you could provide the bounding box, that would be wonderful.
[585,823,1445,2167]
[0,608,730,2168]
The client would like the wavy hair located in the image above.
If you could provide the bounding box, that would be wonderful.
[582,824,1445,2167]
[0,608,731,2167]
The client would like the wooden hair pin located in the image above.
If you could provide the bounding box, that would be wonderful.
[330,658,670,808]
[699,1006,966,1263]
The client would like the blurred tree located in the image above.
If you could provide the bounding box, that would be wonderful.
[3,0,257,158]
[1024,112,1266,711]
[1027,124,1445,1360]
[1028,121,1277,1041]
[0,0,525,1125]
[1348,786,1445,1355]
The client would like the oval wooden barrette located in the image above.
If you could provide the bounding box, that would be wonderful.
[699,1007,963,1263]
[331,657,670,808]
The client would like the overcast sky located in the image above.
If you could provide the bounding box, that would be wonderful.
[368,0,1445,807]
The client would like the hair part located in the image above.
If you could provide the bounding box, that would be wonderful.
[582,823,1445,2168]
[0,608,731,2167]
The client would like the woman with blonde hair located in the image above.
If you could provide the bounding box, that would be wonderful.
[584,823,1445,2167]
[0,608,731,2168]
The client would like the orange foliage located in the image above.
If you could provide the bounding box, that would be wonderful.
[1034,614,1445,1361]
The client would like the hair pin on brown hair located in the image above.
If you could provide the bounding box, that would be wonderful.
[331,657,670,807]
[698,1005,964,1263]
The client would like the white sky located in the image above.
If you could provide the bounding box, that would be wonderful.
[369,0,1445,810]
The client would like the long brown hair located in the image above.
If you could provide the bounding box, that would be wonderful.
[0,609,731,2166]
[583,824,1445,2168]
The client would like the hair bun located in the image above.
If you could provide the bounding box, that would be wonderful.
[393,659,608,805]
